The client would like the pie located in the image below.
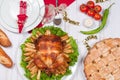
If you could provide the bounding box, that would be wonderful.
[84,38,120,80]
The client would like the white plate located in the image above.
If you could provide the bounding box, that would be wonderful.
[0,0,45,33]
[16,34,79,80]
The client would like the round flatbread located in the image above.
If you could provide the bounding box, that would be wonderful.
[84,38,120,80]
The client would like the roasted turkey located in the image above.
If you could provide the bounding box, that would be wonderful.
[34,34,70,75]
[23,29,73,79]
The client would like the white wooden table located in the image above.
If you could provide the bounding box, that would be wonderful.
[0,0,120,80]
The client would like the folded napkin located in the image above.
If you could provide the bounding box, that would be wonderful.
[44,0,75,6]
[28,0,75,33]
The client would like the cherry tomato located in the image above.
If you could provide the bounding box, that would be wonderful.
[87,9,95,17]
[87,1,95,8]
[94,5,102,12]
[94,13,102,20]
[80,4,89,13]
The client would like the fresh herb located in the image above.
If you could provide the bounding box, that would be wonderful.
[80,3,115,35]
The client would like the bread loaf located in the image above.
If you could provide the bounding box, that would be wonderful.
[0,47,13,68]
[0,29,11,47]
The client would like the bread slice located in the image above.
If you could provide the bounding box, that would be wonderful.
[0,47,13,68]
[0,29,11,47]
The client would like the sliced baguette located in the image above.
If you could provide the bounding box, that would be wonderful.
[0,29,11,47]
[0,47,13,68]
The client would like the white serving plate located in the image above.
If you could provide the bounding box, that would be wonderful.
[16,33,79,80]
[0,0,45,33]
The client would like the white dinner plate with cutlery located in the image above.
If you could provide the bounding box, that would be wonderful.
[0,0,45,33]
